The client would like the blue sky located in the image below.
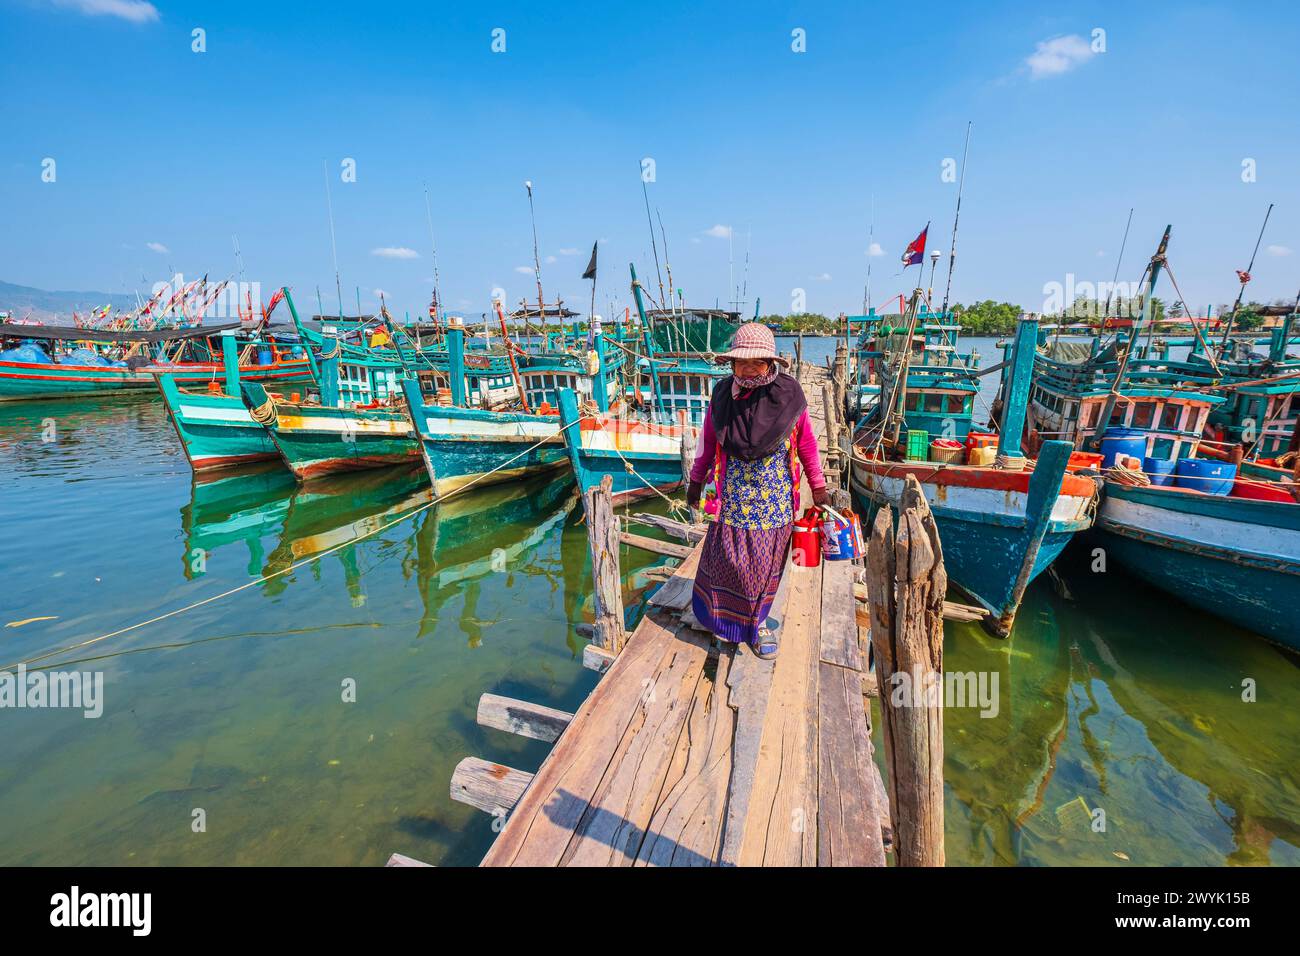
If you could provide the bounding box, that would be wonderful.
[2,0,1298,320]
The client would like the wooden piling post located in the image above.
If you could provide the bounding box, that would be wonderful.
[864,474,945,866]
[678,408,699,524]
[822,380,841,481]
[586,474,627,653]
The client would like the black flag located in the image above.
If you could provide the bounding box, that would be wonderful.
[582,241,598,280]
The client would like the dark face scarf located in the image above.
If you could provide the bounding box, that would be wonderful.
[710,369,807,461]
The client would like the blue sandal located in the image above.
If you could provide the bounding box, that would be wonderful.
[755,627,779,660]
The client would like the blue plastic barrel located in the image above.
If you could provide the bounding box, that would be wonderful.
[257,346,273,366]
[1100,434,1147,468]
[1143,456,1178,486]
[1174,458,1237,495]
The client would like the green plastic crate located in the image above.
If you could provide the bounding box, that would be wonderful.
[906,429,929,461]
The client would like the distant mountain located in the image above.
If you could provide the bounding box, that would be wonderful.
[0,280,138,322]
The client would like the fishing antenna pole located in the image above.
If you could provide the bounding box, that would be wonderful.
[323,159,344,321]
[423,183,443,325]
[741,226,751,315]
[1102,207,1135,318]
[640,167,667,309]
[1217,202,1274,357]
[524,180,552,345]
[865,193,875,314]
[940,121,972,320]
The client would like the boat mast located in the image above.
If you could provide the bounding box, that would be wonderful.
[939,121,972,323]
[1094,225,1171,447]
[323,159,344,322]
[423,183,443,331]
[524,180,550,348]
[1216,203,1274,358]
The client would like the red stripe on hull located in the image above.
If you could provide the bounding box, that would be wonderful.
[290,452,421,480]
[853,457,1096,499]
[191,452,282,471]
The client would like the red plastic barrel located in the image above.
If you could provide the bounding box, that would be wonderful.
[792,508,822,567]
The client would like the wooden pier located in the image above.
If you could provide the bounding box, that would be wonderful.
[432,358,945,867]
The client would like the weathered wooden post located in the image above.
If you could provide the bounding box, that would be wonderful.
[865,474,945,866]
[678,408,699,524]
[585,474,626,654]
[822,379,841,483]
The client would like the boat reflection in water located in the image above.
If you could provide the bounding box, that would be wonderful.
[180,463,580,643]
[938,547,1300,866]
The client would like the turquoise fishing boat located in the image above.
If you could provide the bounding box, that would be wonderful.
[851,300,1098,635]
[242,340,417,480]
[400,326,619,496]
[1027,226,1299,648]
[1093,479,1300,651]
[0,319,311,402]
[556,265,735,504]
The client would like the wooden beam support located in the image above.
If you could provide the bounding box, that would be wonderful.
[582,643,617,673]
[625,512,707,543]
[385,853,433,867]
[618,531,694,560]
[450,757,534,816]
[477,693,574,743]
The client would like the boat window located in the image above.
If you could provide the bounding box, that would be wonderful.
[924,393,945,413]
[905,393,921,412]
[1159,403,1181,430]
[1132,402,1156,429]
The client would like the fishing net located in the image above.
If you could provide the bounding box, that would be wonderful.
[649,317,738,355]
[0,342,54,364]
[58,347,123,366]
[1041,339,1094,364]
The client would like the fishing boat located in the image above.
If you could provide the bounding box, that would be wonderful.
[1026,226,1300,648]
[400,317,620,496]
[850,300,1099,636]
[156,330,289,471]
[0,319,310,402]
[556,265,735,504]
[1093,477,1299,650]
[243,335,418,480]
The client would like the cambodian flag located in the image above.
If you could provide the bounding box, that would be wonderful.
[901,223,929,268]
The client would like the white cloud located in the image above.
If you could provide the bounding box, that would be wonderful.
[371,246,419,259]
[545,255,557,264]
[1096,250,1106,257]
[703,224,732,239]
[53,0,159,23]
[867,242,884,257]
[811,273,832,281]
[146,241,168,254]
[1266,244,1292,257]
[1025,35,1095,79]
[558,248,579,256]
[690,237,702,245]
[514,266,534,274]
[373,288,390,300]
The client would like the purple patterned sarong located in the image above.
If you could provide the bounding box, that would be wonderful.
[691,521,792,645]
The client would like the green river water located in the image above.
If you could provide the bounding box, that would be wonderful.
[1,357,1297,866]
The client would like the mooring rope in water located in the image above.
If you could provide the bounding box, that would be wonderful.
[4,416,591,671]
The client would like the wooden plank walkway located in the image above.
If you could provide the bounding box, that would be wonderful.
[467,364,889,867]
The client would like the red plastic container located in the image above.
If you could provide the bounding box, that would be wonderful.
[1230,478,1295,503]
[1067,451,1103,472]
[792,508,823,567]
[965,431,998,452]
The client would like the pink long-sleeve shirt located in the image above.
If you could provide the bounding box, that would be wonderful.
[689,405,826,514]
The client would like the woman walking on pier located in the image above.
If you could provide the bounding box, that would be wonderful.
[685,323,829,659]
